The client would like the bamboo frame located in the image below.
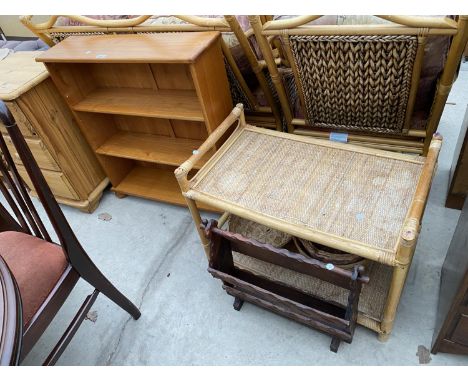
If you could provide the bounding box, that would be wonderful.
[176,104,442,340]
[224,15,282,131]
[249,15,468,154]
[19,15,282,131]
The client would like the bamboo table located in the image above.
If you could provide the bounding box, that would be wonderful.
[176,104,442,341]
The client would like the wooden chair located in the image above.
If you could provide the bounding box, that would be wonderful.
[19,15,283,131]
[248,15,468,155]
[176,103,442,343]
[0,101,141,365]
[202,219,369,352]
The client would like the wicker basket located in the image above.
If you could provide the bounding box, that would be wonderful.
[293,237,367,269]
[228,214,291,247]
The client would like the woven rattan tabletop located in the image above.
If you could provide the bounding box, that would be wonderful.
[187,126,426,265]
[0,52,48,101]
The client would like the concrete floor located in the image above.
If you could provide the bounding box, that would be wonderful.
[16,63,468,365]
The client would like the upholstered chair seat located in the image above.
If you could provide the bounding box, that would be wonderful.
[0,231,68,327]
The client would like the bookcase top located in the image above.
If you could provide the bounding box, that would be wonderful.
[36,32,221,64]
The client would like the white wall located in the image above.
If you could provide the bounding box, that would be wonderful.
[0,15,50,37]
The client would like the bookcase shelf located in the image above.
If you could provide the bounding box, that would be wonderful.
[39,32,233,209]
[112,165,216,211]
[96,131,212,169]
[73,88,204,121]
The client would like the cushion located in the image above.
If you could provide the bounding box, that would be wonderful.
[0,231,68,327]
[0,39,48,52]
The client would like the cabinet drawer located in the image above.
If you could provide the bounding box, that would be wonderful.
[3,134,60,171]
[16,164,79,200]
[452,314,468,346]
[0,101,38,138]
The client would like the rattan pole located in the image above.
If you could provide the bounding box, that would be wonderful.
[175,105,244,257]
[348,142,422,154]
[377,15,458,29]
[262,26,457,37]
[49,15,152,28]
[379,135,442,340]
[175,104,244,191]
[185,191,395,265]
[218,212,231,228]
[262,16,323,30]
[293,128,424,148]
[20,16,55,46]
[283,35,308,133]
[176,15,230,28]
[184,196,210,258]
[225,15,283,131]
[131,25,231,32]
[379,262,411,341]
[405,137,442,241]
[262,15,457,31]
[248,16,295,133]
[423,16,468,154]
[292,120,427,138]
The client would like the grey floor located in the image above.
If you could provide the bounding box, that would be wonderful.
[18,63,468,365]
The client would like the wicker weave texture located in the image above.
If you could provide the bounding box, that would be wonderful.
[228,215,291,247]
[233,252,392,322]
[50,32,106,44]
[193,129,424,253]
[289,35,418,134]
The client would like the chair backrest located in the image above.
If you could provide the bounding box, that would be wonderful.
[19,15,279,125]
[249,15,468,155]
[0,101,86,264]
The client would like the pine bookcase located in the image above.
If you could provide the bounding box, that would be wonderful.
[37,32,233,210]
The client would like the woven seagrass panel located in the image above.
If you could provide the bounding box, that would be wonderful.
[289,35,418,134]
[193,129,425,253]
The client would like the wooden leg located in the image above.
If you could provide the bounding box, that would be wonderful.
[71,247,141,320]
[233,296,244,311]
[380,264,410,340]
[114,192,127,199]
[79,196,101,213]
[378,332,390,342]
[184,196,210,259]
[43,290,99,365]
[330,337,341,353]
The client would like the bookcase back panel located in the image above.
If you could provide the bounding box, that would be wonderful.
[113,115,173,137]
[88,63,158,90]
[46,62,97,106]
[112,115,207,141]
[171,120,207,140]
[151,64,195,91]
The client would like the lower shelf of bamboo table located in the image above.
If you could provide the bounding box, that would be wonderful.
[112,165,218,212]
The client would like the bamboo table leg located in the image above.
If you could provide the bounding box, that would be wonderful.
[379,264,411,341]
[185,196,210,259]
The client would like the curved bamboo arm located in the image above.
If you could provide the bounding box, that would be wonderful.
[175,15,229,28]
[261,15,457,31]
[175,104,245,192]
[21,15,152,29]
[20,15,229,32]
[263,16,323,30]
[377,15,457,29]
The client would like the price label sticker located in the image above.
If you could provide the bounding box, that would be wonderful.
[329,132,348,143]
